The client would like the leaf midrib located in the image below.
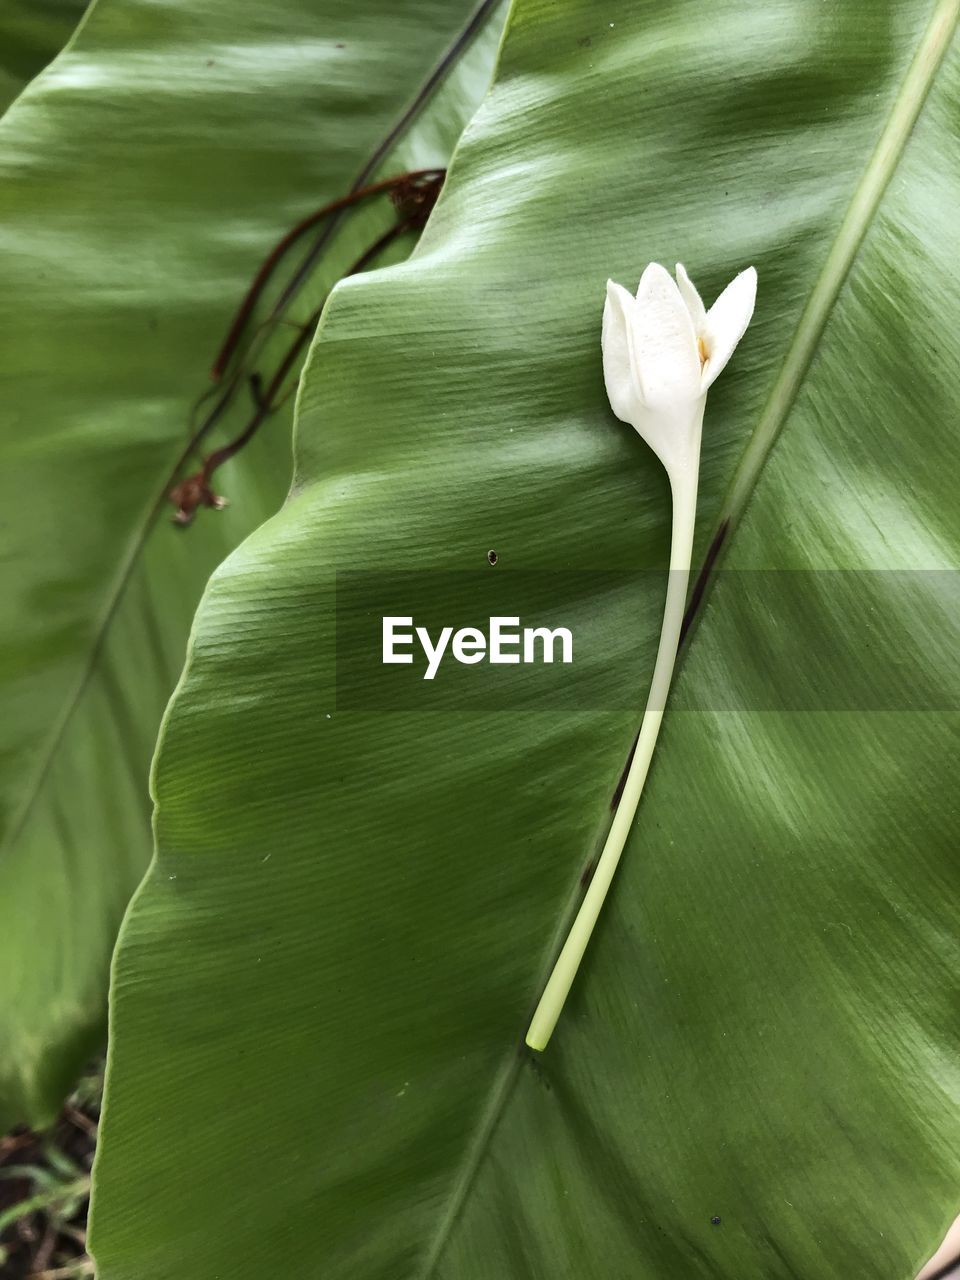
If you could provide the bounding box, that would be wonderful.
[0,0,502,870]
[416,0,960,1273]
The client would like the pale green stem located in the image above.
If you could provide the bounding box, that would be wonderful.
[526,458,699,1051]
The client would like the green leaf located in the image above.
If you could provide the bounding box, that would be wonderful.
[91,0,960,1276]
[0,0,89,116]
[0,0,504,1126]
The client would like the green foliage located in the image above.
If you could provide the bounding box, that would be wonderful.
[0,0,88,115]
[0,0,503,1127]
[88,0,960,1276]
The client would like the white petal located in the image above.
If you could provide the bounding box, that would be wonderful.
[700,266,757,391]
[602,281,644,424]
[674,262,707,330]
[631,262,701,409]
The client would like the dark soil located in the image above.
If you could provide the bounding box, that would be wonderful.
[0,1071,99,1279]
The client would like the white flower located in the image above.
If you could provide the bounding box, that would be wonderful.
[602,262,757,479]
[526,260,757,1052]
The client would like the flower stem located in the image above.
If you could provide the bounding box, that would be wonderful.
[525,462,699,1050]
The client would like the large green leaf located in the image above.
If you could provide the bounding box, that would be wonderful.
[0,0,504,1126]
[91,0,960,1276]
[0,0,89,115]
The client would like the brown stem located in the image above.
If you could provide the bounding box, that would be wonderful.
[174,0,502,466]
[269,0,499,322]
[175,169,444,469]
[209,169,444,382]
[170,216,418,524]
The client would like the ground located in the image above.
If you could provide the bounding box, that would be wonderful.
[0,1070,99,1279]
